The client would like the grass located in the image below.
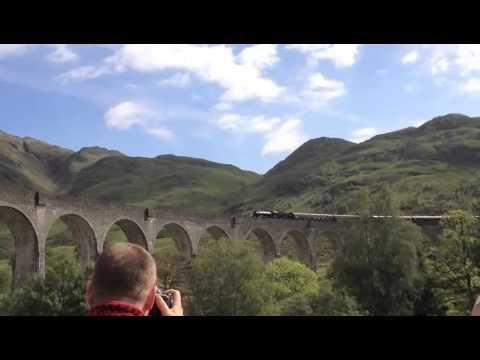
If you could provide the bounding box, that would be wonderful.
[231,116,480,216]
[68,155,260,216]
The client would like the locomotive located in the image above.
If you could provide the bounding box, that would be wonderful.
[251,210,348,221]
[252,210,295,219]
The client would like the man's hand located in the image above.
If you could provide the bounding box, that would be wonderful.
[155,289,183,316]
[472,296,480,316]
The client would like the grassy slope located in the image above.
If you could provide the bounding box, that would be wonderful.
[0,130,127,194]
[69,155,260,216]
[0,131,73,192]
[2,114,480,218]
[229,114,480,215]
[0,128,260,216]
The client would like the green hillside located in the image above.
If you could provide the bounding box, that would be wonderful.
[55,146,125,193]
[69,154,259,215]
[0,130,73,192]
[1,113,480,218]
[0,130,258,215]
[228,114,480,215]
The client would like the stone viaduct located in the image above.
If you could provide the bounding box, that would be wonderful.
[0,187,441,289]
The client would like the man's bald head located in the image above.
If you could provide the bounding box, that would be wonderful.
[90,243,157,306]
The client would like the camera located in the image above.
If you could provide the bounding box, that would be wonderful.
[149,288,173,317]
[156,288,173,308]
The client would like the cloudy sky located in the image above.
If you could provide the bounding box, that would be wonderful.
[1,44,480,173]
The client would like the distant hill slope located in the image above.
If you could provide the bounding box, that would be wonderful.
[1,113,480,217]
[0,130,260,215]
[0,131,73,192]
[227,114,480,215]
[55,146,126,193]
[69,154,259,215]
[0,131,126,193]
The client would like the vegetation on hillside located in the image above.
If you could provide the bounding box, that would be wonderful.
[2,114,480,218]
[229,114,480,216]
[68,155,259,215]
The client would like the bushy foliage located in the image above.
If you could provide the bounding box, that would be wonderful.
[189,240,269,316]
[0,256,87,316]
[428,210,480,314]
[153,239,190,291]
[330,187,426,315]
[261,258,363,316]
[0,264,11,295]
[310,278,364,316]
[262,257,319,315]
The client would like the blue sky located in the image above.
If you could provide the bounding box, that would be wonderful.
[1,44,480,174]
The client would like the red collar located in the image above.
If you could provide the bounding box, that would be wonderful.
[89,300,145,316]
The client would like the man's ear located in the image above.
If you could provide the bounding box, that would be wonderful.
[85,280,93,308]
[143,286,156,315]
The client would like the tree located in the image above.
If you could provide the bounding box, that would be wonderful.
[262,257,363,316]
[310,277,364,316]
[453,182,480,216]
[0,256,87,316]
[322,160,340,181]
[0,267,11,295]
[188,240,269,316]
[152,238,190,291]
[262,257,319,315]
[330,186,425,315]
[430,210,480,314]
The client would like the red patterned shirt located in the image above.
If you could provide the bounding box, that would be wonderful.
[89,300,145,316]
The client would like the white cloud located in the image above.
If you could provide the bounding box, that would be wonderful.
[262,118,306,155]
[248,116,281,133]
[396,45,480,93]
[455,45,480,75]
[46,44,78,63]
[59,65,108,82]
[0,44,30,58]
[238,44,279,69]
[216,113,242,131]
[213,102,233,112]
[146,127,174,140]
[286,44,361,68]
[459,78,480,93]
[431,57,449,75]
[401,51,418,64]
[215,114,303,155]
[297,72,346,109]
[308,73,345,96]
[216,114,281,134]
[104,101,151,130]
[349,127,378,143]
[61,44,284,103]
[157,72,191,88]
[405,45,480,78]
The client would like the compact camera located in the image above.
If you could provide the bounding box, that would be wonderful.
[156,288,173,308]
[149,288,173,317]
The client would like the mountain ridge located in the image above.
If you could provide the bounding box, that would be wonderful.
[227,113,480,215]
[1,113,479,216]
